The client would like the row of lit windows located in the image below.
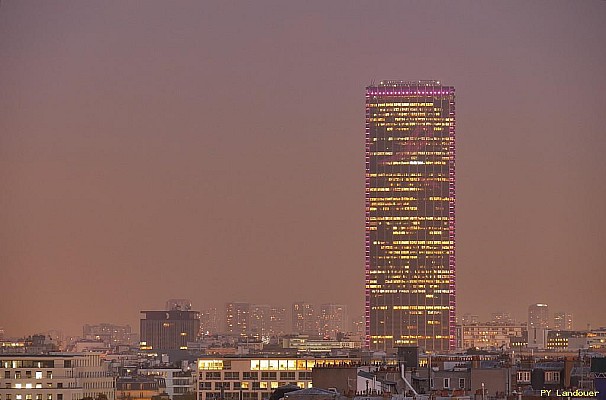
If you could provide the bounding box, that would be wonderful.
[3,371,51,380]
[375,161,449,166]
[368,216,448,221]
[198,359,352,372]
[0,395,60,400]
[373,106,445,112]
[371,102,436,107]
[370,137,452,143]
[375,123,450,129]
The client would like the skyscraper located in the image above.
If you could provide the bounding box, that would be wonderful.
[139,309,200,351]
[292,302,318,336]
[319,304,349,339]
[528,303,550,329]
[553,311,573,330]
[365,80,456,353]
[225,302,250,336]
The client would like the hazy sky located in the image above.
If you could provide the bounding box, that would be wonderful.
[1,1,605,337]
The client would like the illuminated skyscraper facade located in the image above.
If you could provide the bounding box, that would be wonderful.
[365,80,456,353]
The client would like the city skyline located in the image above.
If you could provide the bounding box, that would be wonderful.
[1,1,605,337]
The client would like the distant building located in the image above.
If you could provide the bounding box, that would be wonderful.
[249,305,285,338]
[140,310,200,352]
[527,327,549,349]
[83,323,136,347]
[553,312,573,330]
[528,303,549,329]
[166,299,192,312]
[365,81,456,353]
[0,353,115,400]
[199,308,220,336]
[546,330,587,351]
[318,304,348,339]
[116,375,163,400]
[268,307,287,337]
[490,312,515,325]
[460,314,479,326]
[292,302,317,336]
[457,324,524,350]
[139,368,195,399]
[281,337,361,354]
[195,357,358,400]
[225,303,250,336]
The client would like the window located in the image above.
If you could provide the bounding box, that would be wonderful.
[458,378,465,389]
[57,383,63,388]
[280,372,295,380]
[298,372,312,380]
[215,382,230,390]
[199,382,212,391]
[243,372,258,380]
[26,396,32,400]
[57,395,62,400]
[206,372,221,380]
[25,371,32,379]
[261,372,276,380]
[240,382,250,390]
[545,371,560,383]
[233,382,242,390]
[224,372,239,380]
[35,372,42,380]
[36,395,42,400]
[443,378,450,389]
[4,371,9,379]
[47,396,52,400]
[517,371,531,383]
[15,372,21,379]
[252,382,261,391]
[47,372,53,379]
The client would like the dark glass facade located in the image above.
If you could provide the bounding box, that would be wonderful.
[140,310,200,351]
[365,80,456,352]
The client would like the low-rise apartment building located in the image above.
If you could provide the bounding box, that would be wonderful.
[0,354,114,400]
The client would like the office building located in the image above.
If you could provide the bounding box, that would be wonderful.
[195,357,358,400]
[457,324,524,350]
[528,304,549,329]
[82,323,136,347]
[291,303,317,336]
[199,308,220,336]
[249,305,272,338]
[140,310,200,352]
[365,80,456,352]
[490,312,515,325]
[553,312,573,330]
[318,304,348,339]
[225,303,250,336]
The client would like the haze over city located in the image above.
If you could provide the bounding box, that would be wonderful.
[1,1,605,337]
